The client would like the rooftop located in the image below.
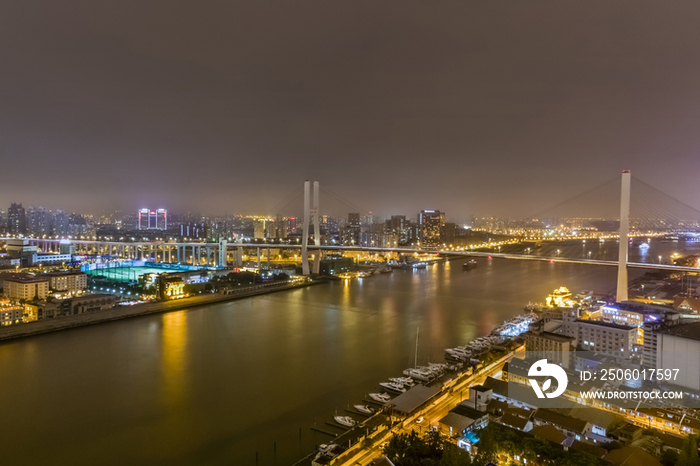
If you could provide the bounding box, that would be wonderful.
[386,384,441,414]
[43,271,86,277]
[526,330,575,343]
[576,319,636,331]
[500,412,530,430]
[530,424,566,444]
[603,446,662,466]
[3,276,49,284]
[452,403,488,421]
[607,301,676,315]
[534,408,589,434]
[659,321,700,341]
[438,411,477,434]
[471,385,491,393]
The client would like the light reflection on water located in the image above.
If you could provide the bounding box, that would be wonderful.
[161,311,188,407]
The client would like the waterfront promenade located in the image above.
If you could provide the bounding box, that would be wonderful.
[0,279,325,342]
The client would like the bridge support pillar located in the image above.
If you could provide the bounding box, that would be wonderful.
[617,170,631,302]
[218,239,227,267]
[302,180,321,275]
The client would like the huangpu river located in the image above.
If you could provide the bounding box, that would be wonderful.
[0,239,695,465]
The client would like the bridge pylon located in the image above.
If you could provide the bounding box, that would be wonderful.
[616,170,631,301]
[302,180,321,275]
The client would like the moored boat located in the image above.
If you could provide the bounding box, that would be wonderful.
[334,416,356,427]
[369,392,392,403]
[379,382,406,393]
[354,405,375,415]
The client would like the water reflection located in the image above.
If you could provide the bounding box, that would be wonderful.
[161,311,188,406]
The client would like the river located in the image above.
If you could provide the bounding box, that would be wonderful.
[0,242,693,465]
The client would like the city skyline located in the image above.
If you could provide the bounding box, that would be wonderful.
[2,1,700,215]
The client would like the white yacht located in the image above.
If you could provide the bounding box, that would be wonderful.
[369,392,392,403]
[379,382,406,393]
[403,368,433,381]
[354,405,375,415]
[334,416,356,427]
[390,377,415,387]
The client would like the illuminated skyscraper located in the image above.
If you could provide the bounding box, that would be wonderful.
[418,210,445,248]
[345,213,361,245]
[8,203,26,236]
[138,208,167,230]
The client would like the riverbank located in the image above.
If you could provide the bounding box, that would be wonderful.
[0,279,327,342]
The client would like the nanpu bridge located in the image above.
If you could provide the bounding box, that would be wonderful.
[3,171,700,301]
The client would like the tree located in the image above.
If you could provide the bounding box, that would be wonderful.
[661,449,680,466]
[678,435,700,466]
[382,430,472,466]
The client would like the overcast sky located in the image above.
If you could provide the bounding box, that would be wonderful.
[1,1,699,219]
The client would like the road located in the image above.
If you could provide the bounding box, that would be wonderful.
[333,347,523,465]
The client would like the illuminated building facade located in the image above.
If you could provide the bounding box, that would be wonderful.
[0,304,24,326]
[7,203,26,236]
[157,275,185,300]
[45,271,87,293]
[419,210,444,248]
[138,208,167,230]
[345,213,361,246]
[3,277,49,301]
[577,320,637,356]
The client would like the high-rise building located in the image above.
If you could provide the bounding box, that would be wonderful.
[287,217,297,235]
[138,209,149,230]
[138,208,167,230]
[418,210,445,248]
[275,214,288,239]
[180,222,208,238]
[254,219,266,239]
[345,213,361,245]
[54,210,69,237]
[26,207,51,237]
[7,203,26,236]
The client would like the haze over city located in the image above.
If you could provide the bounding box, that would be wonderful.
[2,1,700,216]
[4,2,700,466]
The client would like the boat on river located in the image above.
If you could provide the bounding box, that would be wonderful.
[354,405,375,415]
[369,392,392,403]
[334,416,356,427]
[379,382,406,393]
[463,259,478,270]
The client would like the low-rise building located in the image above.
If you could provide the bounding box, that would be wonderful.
[44,271,87,293]
[533,409,592,442]
[62,294,116,316]
[34,253,72,264]
[577,320,637,357]
[0,304,23,326]
[524,326,575,367]
[34,294,117,320]
[438,403,489,438]
[3,276,49,301]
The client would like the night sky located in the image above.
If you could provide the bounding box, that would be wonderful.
[2,1,699,218]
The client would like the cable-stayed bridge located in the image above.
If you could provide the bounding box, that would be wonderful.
[3,172,700,299]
